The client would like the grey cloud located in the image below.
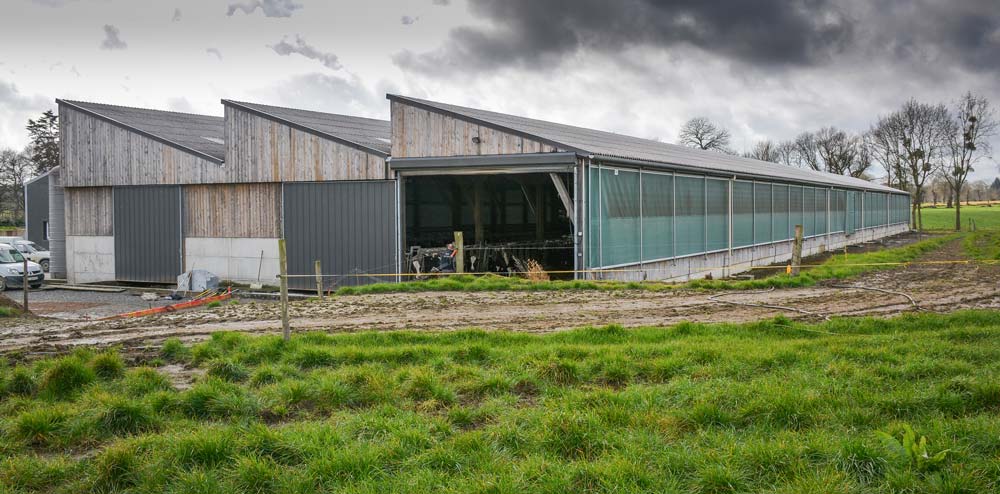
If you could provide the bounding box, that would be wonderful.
[401,15,418,25]
[394,0,1000,77]
[432,0,450,5]
[269,35,340,70]
[227,0,302,18]
[259,72,389,120]
[206,48,223,60]
[172,8,182,22]
[31,0,77,6]
[167,97,196,113]
[100,24,127,50]
[0,79,51,148]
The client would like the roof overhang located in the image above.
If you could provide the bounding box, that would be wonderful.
[389,152,579,176]
[56,99,225,164]
[222,99,389,158]
[593,155,907,195]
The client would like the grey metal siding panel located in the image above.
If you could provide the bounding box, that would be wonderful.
[114,185,182,283]
[49,168,66,278]
[283,181,396,289]
[26,174,50,249]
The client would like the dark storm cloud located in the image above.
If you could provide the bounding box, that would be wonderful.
[227,0,302,18]
[395,0,855,74]
[395,0,1000,76]
[99,24,127,50]
[269,36,341,70]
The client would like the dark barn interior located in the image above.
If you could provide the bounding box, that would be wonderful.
[403,173,573,276]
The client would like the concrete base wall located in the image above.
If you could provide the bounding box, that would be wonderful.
[595,223,911,282]
[65,235,115,284]
[184,237,280,286]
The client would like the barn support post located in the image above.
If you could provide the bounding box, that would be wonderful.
[454,231,464,274]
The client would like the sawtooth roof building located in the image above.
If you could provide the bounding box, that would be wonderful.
[38,95,911,288]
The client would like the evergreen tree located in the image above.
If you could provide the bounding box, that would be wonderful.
[26,110,59,174]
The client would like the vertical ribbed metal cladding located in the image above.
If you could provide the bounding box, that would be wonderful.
[26,174,50,249]
[49,169,66,278]
[113,185,182,283]
[283,181,397,289]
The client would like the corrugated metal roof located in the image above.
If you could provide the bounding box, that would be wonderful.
[223,100,391,155]
[59,100,225,161]
[388,94,903,193]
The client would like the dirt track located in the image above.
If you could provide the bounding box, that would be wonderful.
[3,237,999,357]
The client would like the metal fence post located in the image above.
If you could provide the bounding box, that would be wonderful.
[314,260,323,299]
[279,239,290,341]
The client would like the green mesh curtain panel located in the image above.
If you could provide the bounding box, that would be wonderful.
[863,192,875,228]
[754,182,772,244]
[733,181,754,248]
[675,176,706,256]
[706,179,729,251]
[831,190,845,232]
[600,168,640,266]
[815,188,827,235]
[588,166,601,268]
[801,187,815,236]
[772,184,789,241]
[641,172,673,261]
[789,186,804,237]
[845,190,856,233]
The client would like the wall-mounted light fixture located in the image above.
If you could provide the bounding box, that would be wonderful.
[471,136,481,144]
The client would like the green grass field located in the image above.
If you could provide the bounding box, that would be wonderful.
[3,311,1000,493]
[919,205,1000,231]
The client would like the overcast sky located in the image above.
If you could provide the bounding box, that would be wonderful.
[2,0,998,182]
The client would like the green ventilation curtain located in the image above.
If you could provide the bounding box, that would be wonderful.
[815,188,827,235]
[733,181,754,248]
[599,168,640,266]
[772,184,789,241]
[790,186,804,237]
[588,166,601,268]
[706,179,729,251]
[831,190,845,233]
[675,176,706,256]
[641,172,673,261]
[802,187,815,236]
[754,183,772,244]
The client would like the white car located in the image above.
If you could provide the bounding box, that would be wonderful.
[0,243,44,291]
[10,239,50,272]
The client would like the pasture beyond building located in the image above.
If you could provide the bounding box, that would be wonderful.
[37,96,910,288]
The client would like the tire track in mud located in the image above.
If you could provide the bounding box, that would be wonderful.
[3,238,998,357]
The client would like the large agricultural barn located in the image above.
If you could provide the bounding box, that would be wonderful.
[39,95,911,289]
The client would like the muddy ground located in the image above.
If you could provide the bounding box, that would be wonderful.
[2,236,998,358]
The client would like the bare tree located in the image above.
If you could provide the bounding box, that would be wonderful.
[774,140,799,167]
[678,117,731,152]
[793,132,821,171]
[869,119,910,189]
[790,128,871,177]
[873,99,952,230]
[744,140,781,162]
[0,148,33,225]
[939,92,997,230]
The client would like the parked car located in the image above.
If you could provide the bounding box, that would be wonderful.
[0,243,44,291]
[0,238,50,272]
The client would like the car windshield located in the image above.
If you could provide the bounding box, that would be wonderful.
[16,242,39,253]
[0,248,25,264]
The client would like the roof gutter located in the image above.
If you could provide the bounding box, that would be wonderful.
[592,155,906,194]
[390,152,579,176]
[56,99,225,165]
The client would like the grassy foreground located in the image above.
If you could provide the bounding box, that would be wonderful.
[336,234,957,295]
[3,311,1000,493]
[920,205,1000,231]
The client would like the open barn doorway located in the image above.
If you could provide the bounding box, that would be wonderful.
[402,173,574,278]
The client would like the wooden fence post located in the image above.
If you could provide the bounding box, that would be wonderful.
[454,231,464,274]
[22,256,28,311]
[791,224,803,276]
[279,239,290,341]
[314,260,323,299]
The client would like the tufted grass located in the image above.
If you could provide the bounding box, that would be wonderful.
[1,311,1000,492]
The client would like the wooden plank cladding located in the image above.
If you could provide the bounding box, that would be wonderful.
[65,187,113,236]
[183,183,281,238]
[225,106,387,182]
[60,107,227,187]
[390,101,561,158]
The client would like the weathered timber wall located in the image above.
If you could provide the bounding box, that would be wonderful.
[183,183,281,238]
[65,186,113,236]
[390,101,561,158]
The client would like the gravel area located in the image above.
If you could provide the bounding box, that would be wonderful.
[5,288,180,320]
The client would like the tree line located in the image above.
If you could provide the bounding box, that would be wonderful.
[677,92,998,231]
[0,111,59,226]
